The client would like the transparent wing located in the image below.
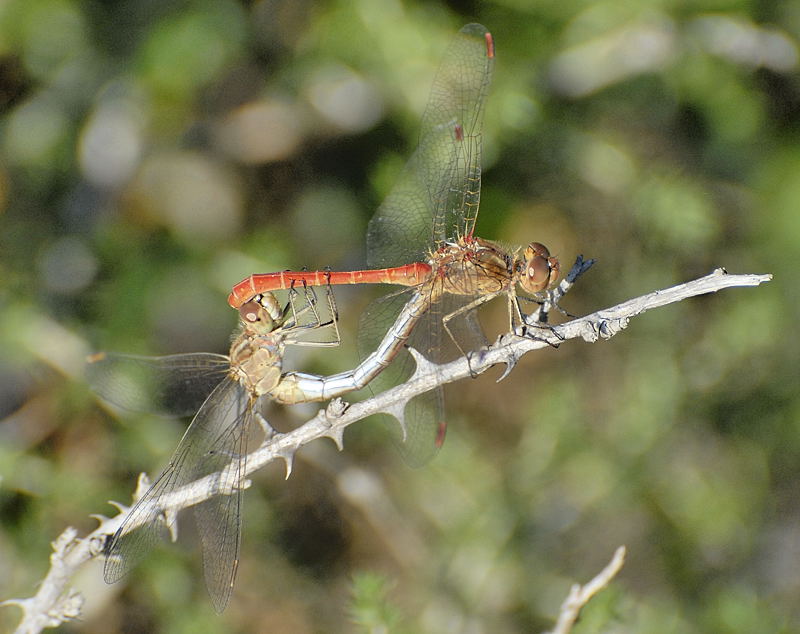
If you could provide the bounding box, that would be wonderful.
[87,352,230,417]
[356,292,441,467]
[367,23,494,267]
[360,24,495,464]
[103,377,251,613]
[358,283,489,466]
[377,387,444,469]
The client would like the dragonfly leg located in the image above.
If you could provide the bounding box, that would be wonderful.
[283,284,319,328]
[509,292,529,334]
[322,283,341,346]
[284,282,341,348]
[280,281,341,348]
[442,290,506,358]
[517,305,563,348]
[523,287,574,325]
[464,349,481,378]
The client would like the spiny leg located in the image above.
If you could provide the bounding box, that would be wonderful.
[282,279,342,348]
[442,290,504,376]
[517,294,563,347]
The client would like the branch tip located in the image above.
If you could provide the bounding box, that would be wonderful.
[133,472,152,500]
[52,527,78,554]
[548,545,627,634]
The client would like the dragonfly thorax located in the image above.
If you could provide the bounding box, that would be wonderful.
[229,333,283,398]
[230,294,287,398]
[426,236,515,298]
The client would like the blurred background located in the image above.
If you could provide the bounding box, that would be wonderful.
[0,0,796,632]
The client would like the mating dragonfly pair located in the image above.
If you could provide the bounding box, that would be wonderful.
[91,24,561,612]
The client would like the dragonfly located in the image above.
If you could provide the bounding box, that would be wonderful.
[88,286,339,613]
[228,23,560,465]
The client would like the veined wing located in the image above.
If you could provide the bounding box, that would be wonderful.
[103,377,251,613]
[359,285,488,467]
[367,23,495,268]
[87,352,230,417]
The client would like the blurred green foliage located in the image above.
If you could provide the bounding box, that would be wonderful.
[0,0,797,632]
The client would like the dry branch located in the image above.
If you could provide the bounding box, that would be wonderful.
[3,260,772,632]
[546,546,627,634]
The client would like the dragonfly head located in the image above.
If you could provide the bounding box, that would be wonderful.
[519,242,560,294]
[238,294,284,333]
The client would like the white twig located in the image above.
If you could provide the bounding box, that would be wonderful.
[3,264,771,631]
[3,528,100,634]
[546,546,627,634]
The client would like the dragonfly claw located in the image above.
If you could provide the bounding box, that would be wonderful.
[465,349,484,378]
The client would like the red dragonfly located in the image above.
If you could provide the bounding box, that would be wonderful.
[229,24,560,465]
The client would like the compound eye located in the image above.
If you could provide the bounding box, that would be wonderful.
[239,300,262,324]
[526,256,552,291]
[528,242,551,259]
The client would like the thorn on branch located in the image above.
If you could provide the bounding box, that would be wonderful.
[599,318,629,339]
[164,507,180,542]
[495,349,519,383]
[51,527,78,562]
[133,472,152,500]
[107,500,129,515]
[318,401,348,450]
[381,402,408,441]
[237,478,253,492]
[406,346,437,376]
[323,427,345,451]
[277,449,295,479]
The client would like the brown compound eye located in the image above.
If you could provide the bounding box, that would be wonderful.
[528,242,551,259]
[526,256,552,291]
[238,300,262,324]
[520,242,560,293]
